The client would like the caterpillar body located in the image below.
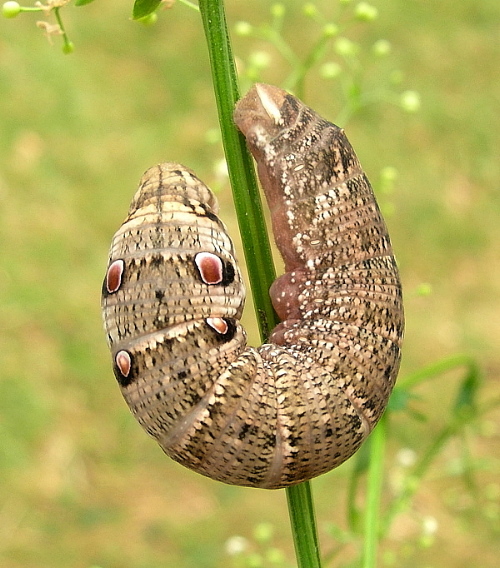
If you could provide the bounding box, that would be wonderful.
[101,84,404,489]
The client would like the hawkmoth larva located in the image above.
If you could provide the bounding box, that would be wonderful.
[101,84,404,489]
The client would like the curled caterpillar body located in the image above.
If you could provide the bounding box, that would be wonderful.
[101,84,404,489]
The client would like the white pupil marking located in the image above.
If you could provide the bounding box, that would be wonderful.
[195,252,223,285]
[115,350,131,377]
[206,317,228,335]
[107,259,124,293]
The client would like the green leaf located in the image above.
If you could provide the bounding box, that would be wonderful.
[387,386,418,412]
[132,0,161,20]
[75,0,96,6]
[453,363,481,415]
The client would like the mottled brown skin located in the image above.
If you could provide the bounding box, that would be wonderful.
[101,85,404,489]
[234,84,403,345]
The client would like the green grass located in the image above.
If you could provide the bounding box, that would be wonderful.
[0,1,499,567]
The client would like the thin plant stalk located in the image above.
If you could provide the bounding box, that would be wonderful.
[198,0,276,338]
[198,0,322,566]
[286,483,322,568]
[362,417,386,568]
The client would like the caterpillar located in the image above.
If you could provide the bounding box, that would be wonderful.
[101,83,404,489]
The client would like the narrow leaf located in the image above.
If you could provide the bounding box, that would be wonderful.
[132,0,161,20]
[453,363,481,414]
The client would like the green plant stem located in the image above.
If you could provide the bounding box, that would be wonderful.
[362,417,386,568]
[198,1,322,567]
[398,353,478,390]
[199,0,276,339]
[177,0,200,11]
[381,394,487,537]
[286,483,322,568]
[381,355,494,537]
[381,422,453,536]
[284,32,332,98]
[54,7,70,48]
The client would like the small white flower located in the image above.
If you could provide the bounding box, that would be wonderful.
[213,158,228,180]
[422,515,438,536]
[396,448,417,468]
[225,535,249,556]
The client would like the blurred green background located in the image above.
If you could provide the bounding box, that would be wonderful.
[0,1,499,567]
